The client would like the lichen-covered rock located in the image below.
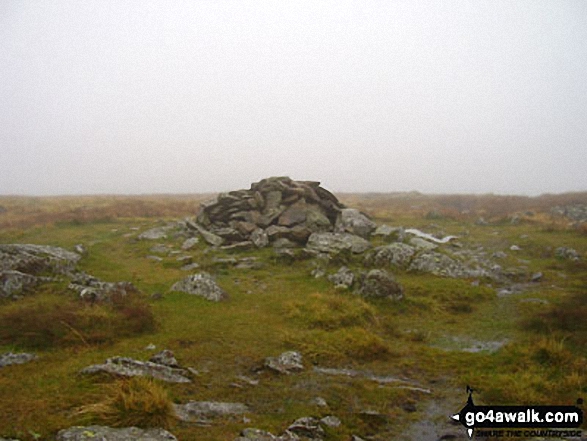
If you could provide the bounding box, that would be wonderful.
[306,232,371,255]
[80,356,191,383]
[328,266,355,289]
[0,352,37,368]
[250,228,269,248]
[170,272,228,301]
[264,351,304,374]
[355,269,403,300]
[235,428,278,441]
[408,251,480,278]
[364,243,416,268]
[335,208,376,238]
[56,426,177,441]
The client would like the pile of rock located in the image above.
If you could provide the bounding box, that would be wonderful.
[193,177,375,248]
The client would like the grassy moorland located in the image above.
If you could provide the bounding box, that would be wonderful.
[0,192,585,440]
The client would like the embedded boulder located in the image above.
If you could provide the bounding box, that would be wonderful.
[170,272,228,301]
[264,351,304,374]
[194,177,345,246]
[355,269,404,300]
[328,266,355,289]
[364,243,416,268]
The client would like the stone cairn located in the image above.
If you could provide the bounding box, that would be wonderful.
[192,177,346,248]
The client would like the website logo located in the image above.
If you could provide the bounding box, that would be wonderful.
[451,386,583,439]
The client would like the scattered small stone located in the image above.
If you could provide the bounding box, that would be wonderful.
[181,262,201,271]
[73,244,87,255]
[510,245,521,251]
[327,266,355,289]
[264,351,304,374]
[531,272,543,282]
[150,244,170,254]
[312,397,328,407]
[181,237,200,250]
[0,352,37,368]
[147,255,163,262]
[144,343,157,351]
[320,415,341,428]
[174,401,249,423]
[149,350,179,367]
[555,247,580,261]
[68,273,137,302]
[176,255,193,264]
[56,425,177,441]
[138,226,172,240]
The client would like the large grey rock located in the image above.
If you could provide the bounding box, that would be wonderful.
[355,269,403,300]
[306,232,372,254]
[328,266,355,289]
[335,208,376,238]
[68,273,137,302]
[56,426,177,441]
[364,243,416,268]
[0,270,50,299]
[170,272,228,301]
[0,352,37,368]
[149,350,179,368]
[174,401,249,422]
[264,351,304,374]
[80,356,191,383]
[409,237,438,250]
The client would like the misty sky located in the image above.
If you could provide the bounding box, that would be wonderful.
[1,1,586,196]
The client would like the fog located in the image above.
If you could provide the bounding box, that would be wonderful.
[1,0,586,196]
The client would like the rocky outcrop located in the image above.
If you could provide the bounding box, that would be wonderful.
[0,244,80,298]
[68,272,138,302]
[80,356,191,383]
[56,426,177,441]
[193,177,346,247]
[170,272,228,301]
[555,247,581,261]
[0,352,37,368]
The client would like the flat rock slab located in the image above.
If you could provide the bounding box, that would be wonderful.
[56,426,177,441]
[80,356,191,383]
[174,401,249,422]
[0,352,37,368]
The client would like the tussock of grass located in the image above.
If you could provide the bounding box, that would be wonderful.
[77,377,175,428]
[0,290,156,349]
[286,292,377,330]
[287,326,391,364]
